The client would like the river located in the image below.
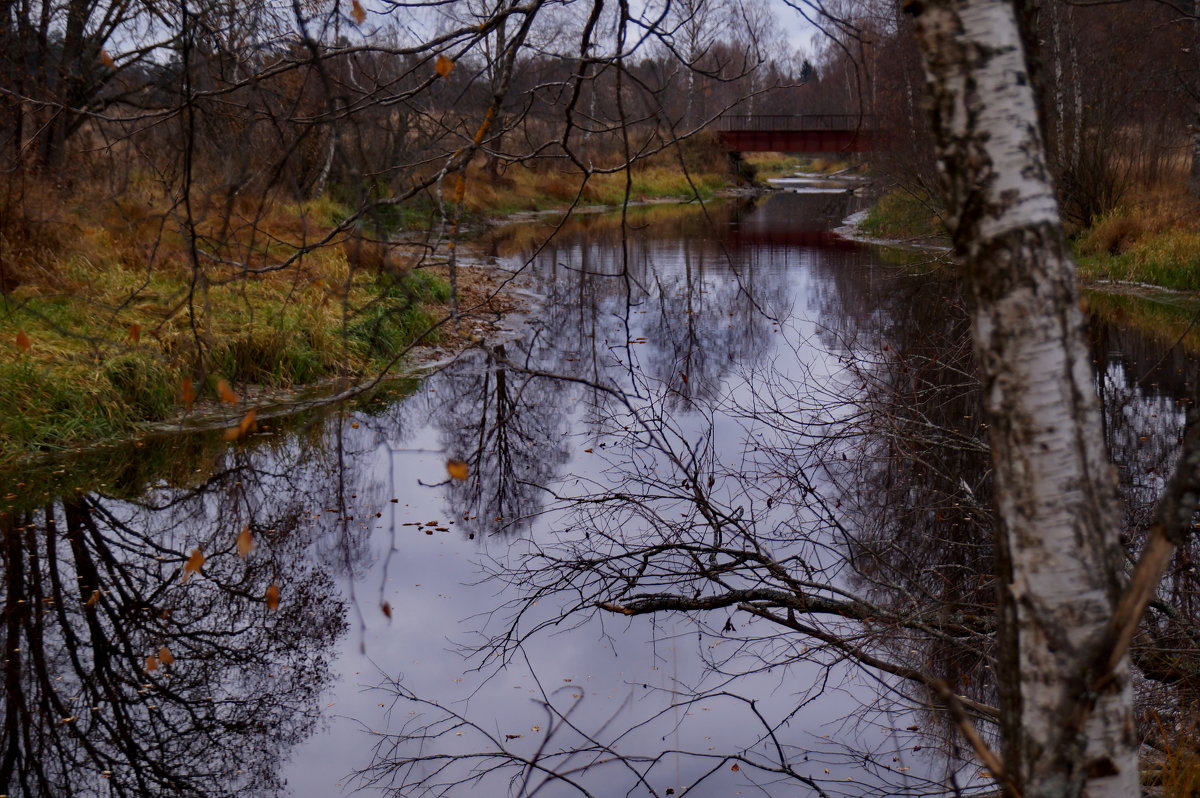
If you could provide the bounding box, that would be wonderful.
[1,186,1196,797]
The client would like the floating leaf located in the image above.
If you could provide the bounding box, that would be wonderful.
[15,330,30,352]
[434,54,454,77]
[265,583,281,610]
[180,378,196,411]
[236,525,254,557]
[224,408,257,441]
[216,378,238,404]
[181,549,205,583]
[446,459,469,481]
[84,589,100,607]
[381,601,392,619]
[158,646,175,666]
[730,763,740,772]
[99,49,115,68]
[350,0,366,24]
[127,323,141,344]
[145,655,160,672]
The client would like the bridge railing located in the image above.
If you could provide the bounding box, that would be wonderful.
[715,114,879,132]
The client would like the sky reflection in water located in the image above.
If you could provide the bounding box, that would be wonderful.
[2,188,1197,797]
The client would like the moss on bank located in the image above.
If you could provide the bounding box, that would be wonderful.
[0,265,446,463]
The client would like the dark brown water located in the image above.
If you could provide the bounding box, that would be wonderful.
[2,188,1196,797]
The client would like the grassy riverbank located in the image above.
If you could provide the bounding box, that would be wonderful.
[0,183,458,463]
[1073,198,1200,291]
[857,187,947,243]
[856,184,1200,356]
[0,143,780,464]
[861,186,1200,291]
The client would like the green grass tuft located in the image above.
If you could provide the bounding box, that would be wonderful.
[1076,230,1200,291]
[102,352,177,421]
[348,270,449,361]
[0,359,128,452]
[860,189,946,242]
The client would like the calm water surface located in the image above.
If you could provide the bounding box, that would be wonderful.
[2,188,1196,797]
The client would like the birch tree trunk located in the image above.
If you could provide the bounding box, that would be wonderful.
[905,1,1139,795]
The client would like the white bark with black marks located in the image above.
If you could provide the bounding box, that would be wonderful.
[907,0,1138,795]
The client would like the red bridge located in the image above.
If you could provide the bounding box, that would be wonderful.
[717,114,878,153]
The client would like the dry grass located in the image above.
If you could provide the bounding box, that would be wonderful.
[743,153,806,179]
[1142,716,1200,798]
[0,132,750,459]
[455,133,739,214]
[1074,187,1200,290]
[0,176,451,460]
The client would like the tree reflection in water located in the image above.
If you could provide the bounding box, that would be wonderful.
[360,195,1200,796]
[1087,314,1200,735]
[0,421,355,796]
[797,254,1200,764]
[4,194,1197,797]
[359,195,983,795]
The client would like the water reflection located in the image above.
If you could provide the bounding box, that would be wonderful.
[356,193,986,796]
[3,190,1199,796]
[806,256,1200,750]
[1087,311,1200,728]
[804,255,1000,751]
[0,418,362,795]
